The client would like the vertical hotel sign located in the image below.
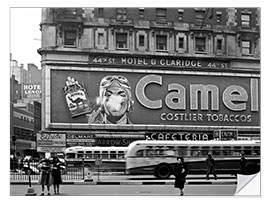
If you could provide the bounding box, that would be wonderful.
[22,83,42,99]
[37,132,66,152]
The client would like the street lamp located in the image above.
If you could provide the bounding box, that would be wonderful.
[11,135,17,171]
[12,135,17,157]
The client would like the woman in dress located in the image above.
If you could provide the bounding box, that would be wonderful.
[38,157,52,196]
[174,157,188,196]
[51,156,63,195]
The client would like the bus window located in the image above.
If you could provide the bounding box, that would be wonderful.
[146,147,157,157]
[77,151,84,158]
[118,151,125,159]
[177,146,188,157]
[164,150,175,156]
[94,151,100,159]
[149,150,157,157]
[161,146,174,157]
[232,146,241,156]
[253,146,260,155]
[135,150,144,157]
[155,147,164,156]
[85,151,92,159]
[243,146,252,155]
[222,146,231,156]
[102,151,109,159]
[190,146,200,156]
[211,146,221,156]
[66,153,75,159]
[110,151,116,159]
[145,147,152,156]
[201,146,210,156]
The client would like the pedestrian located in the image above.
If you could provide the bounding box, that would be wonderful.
[240,153,246,174]
[205,153,217,180]
[51,156,63,195]
[174,157,188,196]
[38,157,52,196]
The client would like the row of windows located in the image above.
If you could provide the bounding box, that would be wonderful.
[20,116,34,123]
[135,145,260,157]
[96,8,253,27]
[65,150,126,159]
[13,127,35,140]
[14,111,34,123]
[63,30,253,55]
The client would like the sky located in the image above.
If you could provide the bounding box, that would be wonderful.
[10,8,42,69]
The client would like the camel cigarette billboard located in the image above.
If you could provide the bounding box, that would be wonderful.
[49,68,260,127]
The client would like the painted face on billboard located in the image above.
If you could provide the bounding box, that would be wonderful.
[103,86,129,117]
[88,75,134,124]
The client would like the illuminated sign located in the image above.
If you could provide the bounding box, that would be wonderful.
[136,75,258,112]
[37,146,66,153]
[37,132,66,152]
[22,83,41,99]
[213,129,238,140]
[37,132,66,147]
[50,69,260,126]
[146,132,213,141]
[95,138,139,146]
[66,132,95,147]
[89,56,230,69]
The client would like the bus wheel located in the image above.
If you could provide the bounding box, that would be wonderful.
[154,164,171,179]
[246,163,260,175]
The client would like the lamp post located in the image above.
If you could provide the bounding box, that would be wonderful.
[11,135,17,157]
[11,135,17,171]
[25,158,36,196]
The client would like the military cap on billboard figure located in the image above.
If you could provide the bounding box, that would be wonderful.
[88,75,134,124]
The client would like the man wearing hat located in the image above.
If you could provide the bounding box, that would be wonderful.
[88,75,134,124]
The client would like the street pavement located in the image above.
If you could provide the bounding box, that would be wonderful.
[10,174,237,196]
[10,184,236,196]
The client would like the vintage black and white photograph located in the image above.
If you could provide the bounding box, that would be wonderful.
[9,3,262,197]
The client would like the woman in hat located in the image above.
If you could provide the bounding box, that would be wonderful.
[51,156,63,195]
[38,157,52,196]
[174,157,188,196]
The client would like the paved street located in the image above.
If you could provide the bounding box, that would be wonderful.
[10,174,237,196]
[10,184,236,196]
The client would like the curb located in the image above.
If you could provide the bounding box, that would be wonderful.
[10,181,237,185]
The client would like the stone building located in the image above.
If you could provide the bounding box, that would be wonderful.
[38,8,260,150]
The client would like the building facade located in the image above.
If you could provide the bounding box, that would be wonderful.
[10,102,36,157]
[10,59,42,158]
[38,8,260,151]
[10,60,25,84]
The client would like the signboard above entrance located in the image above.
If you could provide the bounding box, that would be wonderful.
[89,55,230,69]
[37,132,66,152]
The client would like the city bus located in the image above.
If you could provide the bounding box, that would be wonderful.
[125,140,260,179]
[64,146,127,172]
